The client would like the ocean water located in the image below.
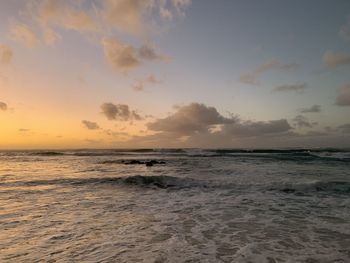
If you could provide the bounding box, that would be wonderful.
[0,149,349,263]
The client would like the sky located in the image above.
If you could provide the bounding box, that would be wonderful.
[1,0,350,149]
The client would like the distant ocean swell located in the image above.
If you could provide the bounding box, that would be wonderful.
[2,175,350,197]
[1,148,350,162]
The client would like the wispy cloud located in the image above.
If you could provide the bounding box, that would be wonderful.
[37,0,98,33]
[339,16,350,42]
[102,0,153,35]
[7,0,191,76]
[323,50,350,69]
[338,123,350,133]
[0,45,13,65]
[132,74,161,91]
[299,104,321,113]
[273,83,306,93]
[335,84,350,106]
[10,23,40,48]
[0,101,8,111]
[292,115,317,128]
[13,0,192,44]
[239,59,299,85]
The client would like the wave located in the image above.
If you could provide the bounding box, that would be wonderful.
[273,181,350,195]
[1,148,350,162]
[30,151,66,156]
[1,175,198,189]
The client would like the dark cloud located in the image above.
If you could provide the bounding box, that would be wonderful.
[220,119,292,137]
[300,131,328,137]
[126,103,293,148]
[300,104,321,113]
[0,101,7,111]
[117,103,350,148]
[273,83,306,93]
[335,84,350,106]
[338,123,350,133]
[147,103,235,135]
[82,120,100,130]
[323,50,350,69]
[147,103,291,141]
[292,115,317,128]
[101,103,143,121]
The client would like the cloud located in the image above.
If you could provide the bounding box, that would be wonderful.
[239,59,299,85]
[146,103,291,140]
[124,103,294,148]
[10,23,40,48]
[335,84,350,106]
[10,1,98,47]
[11,0,192,47]
[37,0,98,33]
[301,130,328,137]
[147,103,235,135]
[102,38,141,73]
[0,101,8,111]
[0,45,13,65]
[171,0,192,15]
[102,38,166,73]
[82,120,100,130]
[103,0,153,35]
[103,0,191,34]
[292,115,317,128]
[220,119,292,137]
[239,73,259,85]
[138,44,168,61]
[18,128,30,132]
[300,105,321,113]
[273,83,306,93]
[338,123,350,133]
[323,50,350,69]
[132,74,161,91]
[339,17,350,42]
[101,102,143,121]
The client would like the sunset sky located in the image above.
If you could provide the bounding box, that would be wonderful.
[1,0,350,149]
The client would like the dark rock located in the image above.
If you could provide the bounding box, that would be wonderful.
[145,161,154,167]
[281,188,296,193]
[123,160,144,165]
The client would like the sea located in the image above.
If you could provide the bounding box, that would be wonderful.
[0,149,349,263]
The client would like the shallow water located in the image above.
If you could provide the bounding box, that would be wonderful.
[0,149,350,262]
